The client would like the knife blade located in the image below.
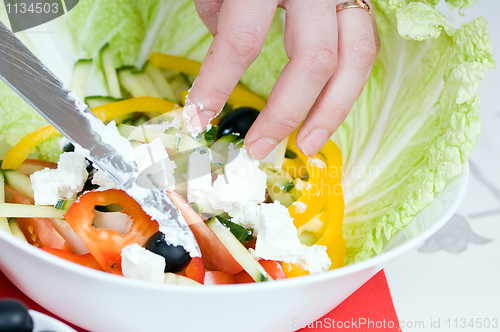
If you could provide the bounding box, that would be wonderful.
[0,21,200,257]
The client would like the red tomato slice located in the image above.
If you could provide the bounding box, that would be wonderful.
[204,271,237,285]
[4,185,65,249]
[185,257,205,284]
[41,247,104,271]
[259,260,287,280]
[236,260,287,284]
[15,159,57,176]
[168,192,243,275]
[64,189,159,275]
[235,270,254,284]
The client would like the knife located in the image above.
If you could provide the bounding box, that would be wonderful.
[0,21,200,257]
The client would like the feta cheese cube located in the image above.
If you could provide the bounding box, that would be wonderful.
[297,245,332,274]
[226,148,267,204]
[121,244,165,283]
[134,138,176,190]
[251,201,331,274]
[186,148,213,208]
[211,172,244,211]
[91,169,120,190]
[101,121,136,165]
[252,202,303,262]
[211,149,267,212]
[227,202,260,232]
[31,152,88,205]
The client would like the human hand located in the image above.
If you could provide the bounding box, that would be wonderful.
[186,0,379,159]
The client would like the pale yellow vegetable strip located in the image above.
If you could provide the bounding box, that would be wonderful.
[0,172,11,234]
[145,63,177,102]
[118,70,148,97]
[3,170,34,199]
[135,73,162,98]
[0,203,67,219]
[9,220,28,242]
[0,217,10,233]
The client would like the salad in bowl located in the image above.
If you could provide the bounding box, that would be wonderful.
[0,55,345,283]
[0,0,496,329]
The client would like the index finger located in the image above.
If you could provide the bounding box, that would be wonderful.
[185,0,278,134]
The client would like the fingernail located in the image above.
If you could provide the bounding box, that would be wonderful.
[183,103,200,118]
[300,129,330,157]
[184,109,215,135]
[197,110,217,124]
[249,137,278,160]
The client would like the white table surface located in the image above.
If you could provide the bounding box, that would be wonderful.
[384,1,500,331]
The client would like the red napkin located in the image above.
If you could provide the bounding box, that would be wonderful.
[299,270,401,332]
[0,269,399,332]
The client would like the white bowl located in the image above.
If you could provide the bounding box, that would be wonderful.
[29,310,77,332]
[0,164,469,332]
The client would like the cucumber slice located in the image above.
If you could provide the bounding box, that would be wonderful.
[70,59,93,101]
[85,96,123,110]
[261,168,295,207]
[9,220,28,242]
[168,75,191,102]
[0,169,5,202]
[204,125,218,145]
[267,189,294,208]
[0,203,67,219]
[210,134,242,165]
[0,216,10,234]
[207,217,270,282]
[192,125,218,147]
[118,124,178,149]
[145,63,178,103]
[54,199,75,210]
[118,124,204,152]
[163,127,182,135]
[163,127,183,150]
[54,199,65,210]
[133,114,149,126]
[4,170,34,199]
[299,231,319,246]
[216,216,253,243]
[118,69,148,97]
[100,44,122,99]
[162,69,179,80]
[134,72,162,98]
[0,171,11,234]
[164,273,201,285]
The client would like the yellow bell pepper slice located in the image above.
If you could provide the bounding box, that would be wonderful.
[91,96,178,122]
[315,140,345,269]
[148,53,267,111]
[180,90,189,106]
[281,262,310,278]
[1,125,59,170]
[1,97,179,171]
[297,209,329,239]
[284,135,345,274]
[227,84,266,111]
[282,154,308,180]
[286,130,328,229]
[149,53,201,76]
